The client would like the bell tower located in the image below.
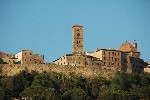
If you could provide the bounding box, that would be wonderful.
[72,25,83,54]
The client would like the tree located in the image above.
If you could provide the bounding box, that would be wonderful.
[62,88,87,100]
[21,85,46,100]
[11,70,36,98]
[111,71,130,90]
[42,88,59,100]
[32,72,54,88]
[0,77,13,99]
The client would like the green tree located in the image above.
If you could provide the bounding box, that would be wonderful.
[111,71,130,90]
[11,70,36,97]
[0,77,13,99]
[21,85,46,100]
[32,72,54,88]
[42,88,59,100]
[62,88,87,100]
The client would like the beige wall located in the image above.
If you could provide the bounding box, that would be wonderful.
[15,50,44,64]
[90,49,122,70]
[15,50,33,64]
[144,67,150,73]
[54,54,103,68]
[2,58,17,64]
[33,54,44,64]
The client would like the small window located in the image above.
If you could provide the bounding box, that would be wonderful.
[103,52,105,55]
[77,33,80,38]
[104,57,106,60]
[112,52,114,55]
[25,53,26,55]
[103,62,106,65]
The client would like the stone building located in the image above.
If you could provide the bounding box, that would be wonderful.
[54,25,102,67]
[86,49,122,70]
[118,41,145,73]
[0,51,17,64]
[54,25,146,73]
[15,50,44,64]
[0,52,12,58]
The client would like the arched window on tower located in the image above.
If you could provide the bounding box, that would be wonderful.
[77,33,80,38]
[77,41,79,46]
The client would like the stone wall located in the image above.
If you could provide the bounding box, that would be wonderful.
[0,64,116,78]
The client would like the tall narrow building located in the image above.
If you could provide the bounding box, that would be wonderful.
[72,25,83,54]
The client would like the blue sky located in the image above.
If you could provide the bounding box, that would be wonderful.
[0,0,150,62]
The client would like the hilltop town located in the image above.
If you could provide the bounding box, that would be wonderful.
[0,25,149,77]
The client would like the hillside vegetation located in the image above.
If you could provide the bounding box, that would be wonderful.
[0,70,150,100]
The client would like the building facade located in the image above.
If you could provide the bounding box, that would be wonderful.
[15,50,44,64]
[54,25,146,73]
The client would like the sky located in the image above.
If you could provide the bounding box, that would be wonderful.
[0,0,150,62]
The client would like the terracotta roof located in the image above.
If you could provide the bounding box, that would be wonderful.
[118,41,137,52]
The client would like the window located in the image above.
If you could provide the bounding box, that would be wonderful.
[30,53,32,55]
[112,52,114,55]
[25,53,26,55]
[104,57,106,60]
[64,62,65,64]
[103,52,105,55]
[68,62,69,65]
[79,62,80,64]
[77,33,80,38]
[103,62,106,65]
[77,41,79,46]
